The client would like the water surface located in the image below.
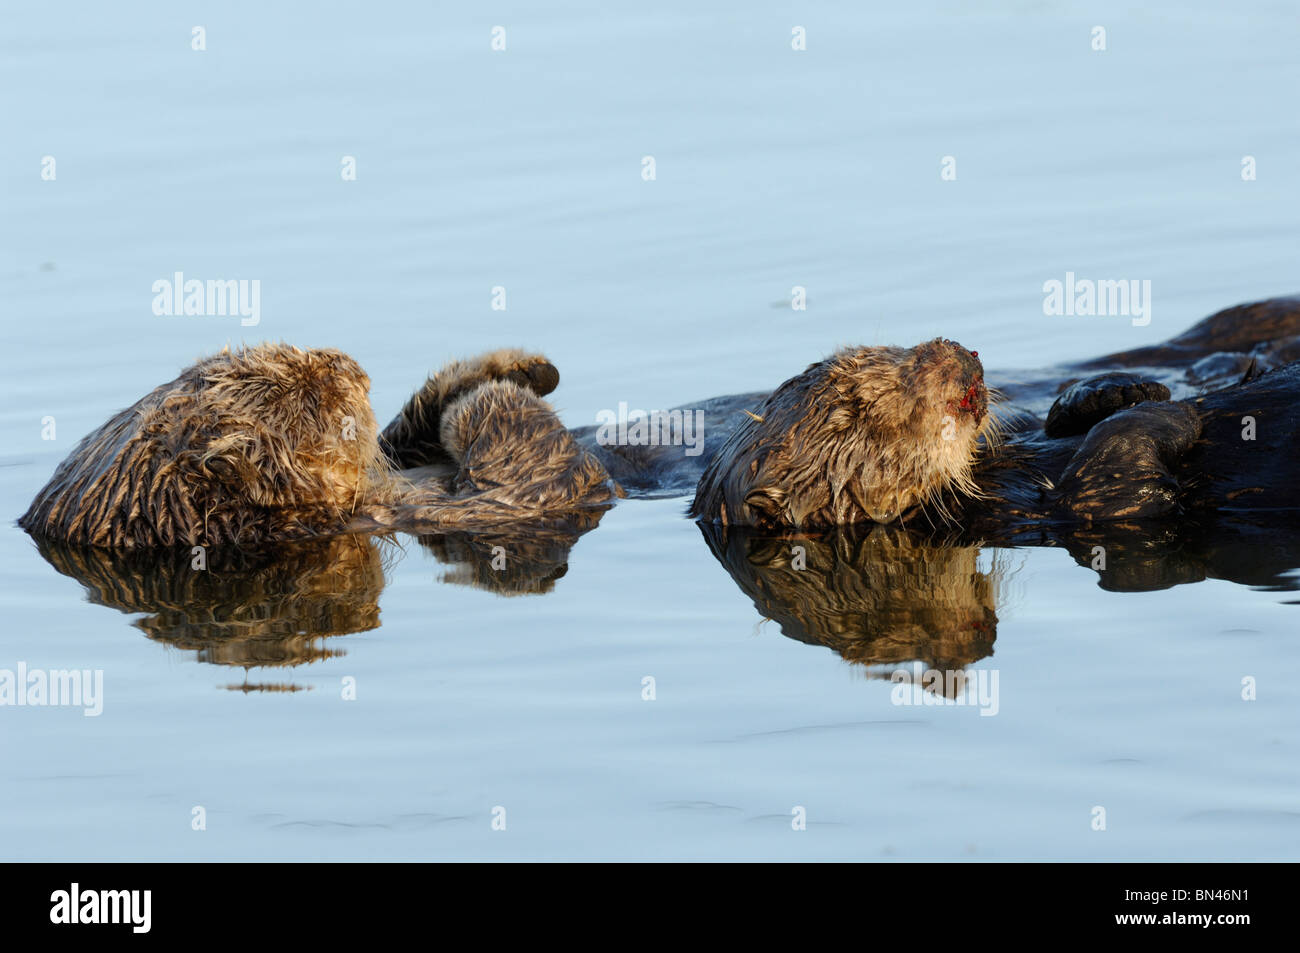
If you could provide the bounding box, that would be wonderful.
[2,0,1298,860]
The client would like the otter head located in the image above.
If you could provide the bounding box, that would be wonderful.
[20,344,396,548]
[820,337,989,523]
[690,338,991,528]
[192,344,390,515]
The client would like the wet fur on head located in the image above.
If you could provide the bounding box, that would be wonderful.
[20,344,394,548]
[690,339,993,528]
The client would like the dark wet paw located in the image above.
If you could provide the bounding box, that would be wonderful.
[1045,372,1171,438]
[1054,402,1202,521]
[504,355,560,397]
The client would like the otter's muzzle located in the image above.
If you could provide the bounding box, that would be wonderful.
[956,377,987,424]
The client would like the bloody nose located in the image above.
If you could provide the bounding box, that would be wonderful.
[959,379,986,421]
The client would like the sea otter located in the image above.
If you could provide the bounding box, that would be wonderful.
[19,345,619,549]
[679,295,1300,529]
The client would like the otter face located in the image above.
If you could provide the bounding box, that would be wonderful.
[850,338,989,522]
[689,338,992,528]
[929,339,988,426]
[908,337,988,472]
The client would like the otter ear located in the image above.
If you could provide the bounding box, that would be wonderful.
[743,486,783,522]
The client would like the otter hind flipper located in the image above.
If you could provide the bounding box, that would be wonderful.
[1044,372,1171,438]
[380,350,560,469]
[1054,401,1202,521]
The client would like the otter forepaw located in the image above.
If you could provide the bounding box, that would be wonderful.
[1054,402,1201,521]
[443,349,560,399]
[381,350,560,468]
[1045,372,1171,438]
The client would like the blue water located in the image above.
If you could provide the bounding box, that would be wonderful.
[2,1,1298,860]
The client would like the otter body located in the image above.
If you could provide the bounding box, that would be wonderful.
[677,296,1300,529]
[958,297,1300,527]
[20,345,619,549]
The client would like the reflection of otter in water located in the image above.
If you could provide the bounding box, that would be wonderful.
[35,534,387,675]
[698,513,1300,697]
[415,509,605,596]
[32,513,603,688]
[699,523,1000,691]
[1007,511,1300,595]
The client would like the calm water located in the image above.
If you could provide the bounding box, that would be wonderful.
[2,1,1298,860]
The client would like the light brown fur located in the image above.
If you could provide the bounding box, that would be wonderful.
[690,339,992,528]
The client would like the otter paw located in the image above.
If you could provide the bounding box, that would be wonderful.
[505,353,561,397]
[381,349,560,469]
[449,349,560,399]
[1054,401,1201,521]
[1045,372,1171,438]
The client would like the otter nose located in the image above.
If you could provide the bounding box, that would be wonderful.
[958,378,986,421]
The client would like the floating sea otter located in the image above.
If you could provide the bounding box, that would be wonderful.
[20,347,619,548]
[685,295,1300,529]
[18,296,1300,550]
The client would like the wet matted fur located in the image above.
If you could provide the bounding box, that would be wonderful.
[690,339,992,528]
[21,296,1300,551]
